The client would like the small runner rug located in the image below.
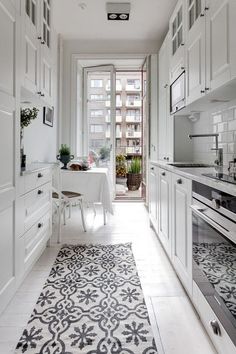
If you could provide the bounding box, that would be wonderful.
[15,243,158,354]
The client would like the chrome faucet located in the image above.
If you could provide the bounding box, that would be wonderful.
[188,133,223,166]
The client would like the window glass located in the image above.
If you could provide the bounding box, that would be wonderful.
[90,125,104,133]
[90,110,103,117]
[91,79,103,88]
[90,94,104,100]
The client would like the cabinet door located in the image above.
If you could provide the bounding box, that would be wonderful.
[39,0,53,105]
[172,174,192,294]
[206,0,236,91]
[22,0,40,94]
[0,0,17,314]
[158,169,171,256]
[149,165,158,229]
[186,0,206,104]
[169,0,186,83]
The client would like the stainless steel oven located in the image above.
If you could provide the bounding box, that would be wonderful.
[191,181,236,344]
[170,71,185,114]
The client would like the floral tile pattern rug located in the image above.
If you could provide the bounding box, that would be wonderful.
[15,243,159,354]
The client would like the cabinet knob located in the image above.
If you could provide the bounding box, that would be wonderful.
[38,222,43,229]
[41,40,45,45]
[181,43,184,46]
[151,167,154,170]
[175,106,178,111]
[41,93,45,97]
[163,157,166,160]
[200,13,204,17]
[166,157,169,161]
[37,190,43,195]
[38,36,42,40]
[205,87,210,91]
[38,173,43,178]
[37,91,42,95]
[210,320,221,336]
[205,6,209,11]
[161,171,166,176]
[164,84,168,88]
[200,90,205,94]
[176,178,182,184]
[181,66,185,70]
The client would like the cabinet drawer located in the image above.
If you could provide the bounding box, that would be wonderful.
[192,282,235,354]
[24,182,51,232]
[24,168,51,194]
[24,213,51,270]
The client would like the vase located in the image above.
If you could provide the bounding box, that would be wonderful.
[57,154,74,169]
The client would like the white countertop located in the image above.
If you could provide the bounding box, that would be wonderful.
[150,160,236,196]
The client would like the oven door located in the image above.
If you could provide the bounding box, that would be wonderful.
[170,71,185,114]
[191,199,236,344]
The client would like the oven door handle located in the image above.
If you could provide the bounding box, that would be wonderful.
[190,204,235,241]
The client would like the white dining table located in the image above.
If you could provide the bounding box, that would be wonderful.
[61,168,113,224]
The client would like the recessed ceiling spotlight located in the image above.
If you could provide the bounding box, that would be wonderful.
[106,2,130,21]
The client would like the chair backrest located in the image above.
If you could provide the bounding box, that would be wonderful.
[51,162,62,198]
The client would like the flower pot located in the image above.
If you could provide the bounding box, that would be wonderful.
[57,154,74,169]
[126,173,142,191]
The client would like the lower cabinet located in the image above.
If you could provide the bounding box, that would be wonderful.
[158,168,171,257]
[171,173,192,295]
[149,164,192,293]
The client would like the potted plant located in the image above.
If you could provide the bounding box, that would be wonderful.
[127,157,142,191]
[57,144,74,169]
[116,154,127,182]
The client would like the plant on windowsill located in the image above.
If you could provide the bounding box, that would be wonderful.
[116,154,127,178]
[57,144,74,169]
[127,157,142,191]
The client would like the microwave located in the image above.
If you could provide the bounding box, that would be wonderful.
[170,71,185,114]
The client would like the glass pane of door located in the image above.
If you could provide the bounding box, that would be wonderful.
[84,66,116,191]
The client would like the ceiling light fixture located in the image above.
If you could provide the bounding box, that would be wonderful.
[106,2,130,21]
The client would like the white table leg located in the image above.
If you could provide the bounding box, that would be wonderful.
[103,207,107,225]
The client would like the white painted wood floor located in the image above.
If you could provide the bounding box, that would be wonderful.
[0,202,217,354]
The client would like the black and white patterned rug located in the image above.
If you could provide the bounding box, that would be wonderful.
[15,243,159,354]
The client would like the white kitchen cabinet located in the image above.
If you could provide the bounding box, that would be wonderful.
[158,168,172,256]
[0,0,18,314]
[185,0,206,104]
[206,0,236,92]
[171,173,192,295]
[169,0,186,83]
[158,32,174,162]
[21,0,53,105]
[149,164,158,230]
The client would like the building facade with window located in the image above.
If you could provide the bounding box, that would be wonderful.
[87,72,142,158]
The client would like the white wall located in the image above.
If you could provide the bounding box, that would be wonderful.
[23,32,58,164]
[191,99,236,165]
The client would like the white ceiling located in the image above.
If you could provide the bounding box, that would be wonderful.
[52,0,177,41]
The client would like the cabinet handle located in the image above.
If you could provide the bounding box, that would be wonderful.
[200,90,205,94]
[38,36,42,40]
[38,173,43,178]
[176,178,182,184]
[205,87,210,91]
[161,171,166,176]
[181,43,184,46]
[38,222,43,229]
[41,93,45,97]
[37,91,42,95]
[200,13,204,17]
[210,320,221,336]
[37,190,43,195]
[205,6,209,11]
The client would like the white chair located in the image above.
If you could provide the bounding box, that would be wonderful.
[52,163,86,243]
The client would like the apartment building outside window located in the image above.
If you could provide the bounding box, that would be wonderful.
[126,79,141,90]
[126,94,141,106]
[90,109,103,117]
[90,124,104,133]
[126,109,141,122]
[90,79,103,88]
[90,94,104,101]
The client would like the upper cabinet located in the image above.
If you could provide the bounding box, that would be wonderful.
[21,0,53,105]
[185,0,206,104]
[206,0,236,92]
[169,0,186,83]
[162,0,236,111]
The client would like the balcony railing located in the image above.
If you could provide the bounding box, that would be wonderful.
[126,131,141,138]
[126,116,141,123]
[126,100,142,107]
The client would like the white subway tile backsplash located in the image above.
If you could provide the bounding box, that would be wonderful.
[192,99,236,166]
[228,120,236,131]
[217,122,228,132]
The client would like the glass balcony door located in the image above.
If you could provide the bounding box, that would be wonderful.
[83,65,116,194]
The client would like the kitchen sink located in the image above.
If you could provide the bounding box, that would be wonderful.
[168,163,214,168]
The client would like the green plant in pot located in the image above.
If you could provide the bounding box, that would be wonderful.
[57,144,74,169]
[127,157,142,191]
